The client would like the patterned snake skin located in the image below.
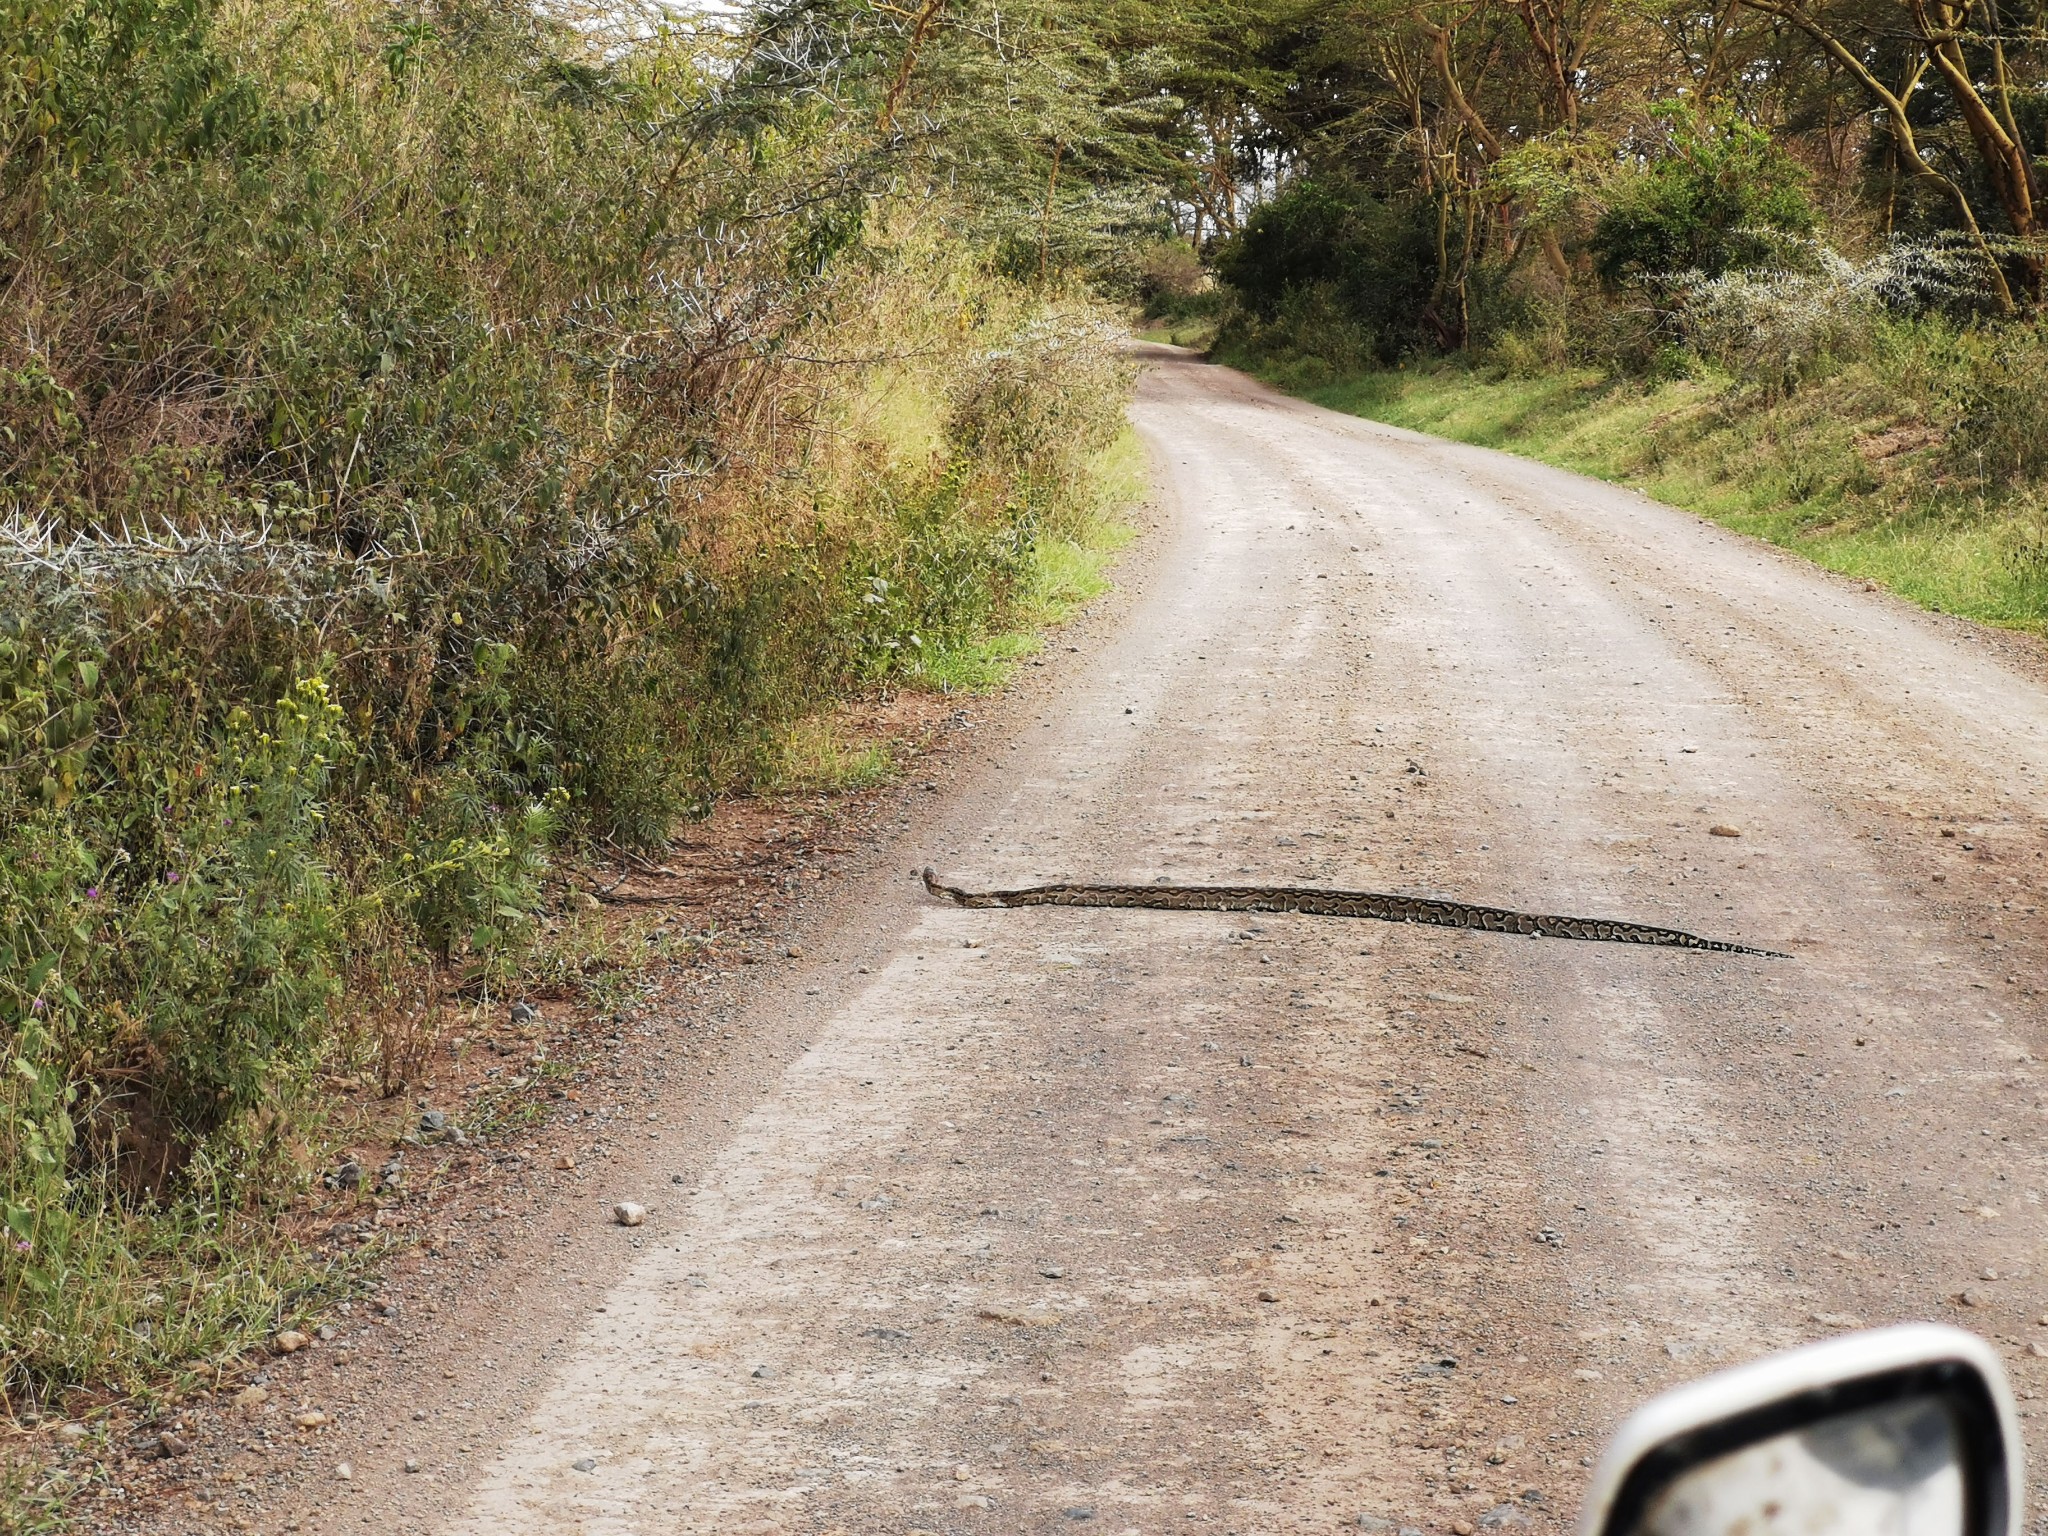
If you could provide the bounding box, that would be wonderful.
[921,868,1788,958]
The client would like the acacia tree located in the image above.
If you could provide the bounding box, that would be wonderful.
[1081,0,2047,331]
[1736,0,2043,305]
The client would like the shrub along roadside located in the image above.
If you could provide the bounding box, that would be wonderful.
[0,0,1140,1429]
[1189,87,2048,615]
[0,300,1136,1420]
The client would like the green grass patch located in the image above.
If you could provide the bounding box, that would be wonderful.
[0,1210,370,1532]
[1286,360,2048,635]
[768,720,899,794]
[1134,317,1219,350]
[912,427,1141,690]
[4,1197,369,1415]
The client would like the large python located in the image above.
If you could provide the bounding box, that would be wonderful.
[921,868,1788,958]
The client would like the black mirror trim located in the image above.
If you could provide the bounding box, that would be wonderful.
[1603,1359,2010,1536]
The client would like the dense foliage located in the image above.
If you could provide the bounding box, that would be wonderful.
[1588,107,1819,287]
[1133,0,2048,358]
[0,0,1141,1409]
[1214,179,1437,358]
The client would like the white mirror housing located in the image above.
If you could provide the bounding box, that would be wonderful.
[1580,1325,2022,1536]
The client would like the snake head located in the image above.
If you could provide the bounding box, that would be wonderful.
[920,866,943,896]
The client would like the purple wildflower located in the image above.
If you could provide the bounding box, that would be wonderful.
[84,886,100,900]
[166,871,181,884]
[29,998,45,1015]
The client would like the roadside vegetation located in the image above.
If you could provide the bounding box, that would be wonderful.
[1124,0,2048,631]
[1301,346,2048,633]
[0,0,1165,1444]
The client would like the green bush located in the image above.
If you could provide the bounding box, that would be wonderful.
[120,680,347,1157]
[1952,323,2048,484]
[1135,239,1220,321]
[1211,282,1381,384]
[946,310,1134,503]
[1211,180,1438,362]
[0,674,347,1187]
[1591,103,1817,287]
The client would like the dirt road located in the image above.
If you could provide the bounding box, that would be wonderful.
[243,349,2048,1535]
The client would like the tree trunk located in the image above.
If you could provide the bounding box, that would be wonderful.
[1429,23,1573,283]
[1736,0,2020,310]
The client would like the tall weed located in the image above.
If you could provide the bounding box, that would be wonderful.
[1952,324,2048,485]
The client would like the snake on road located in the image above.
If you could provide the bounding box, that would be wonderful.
[921,868,1788,958]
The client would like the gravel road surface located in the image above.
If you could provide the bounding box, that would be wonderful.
[246,349,2048,1535]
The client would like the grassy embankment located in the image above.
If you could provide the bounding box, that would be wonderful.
[773,424,1142,786]
[1238,338,2048,634]
[1133,317,1221,351]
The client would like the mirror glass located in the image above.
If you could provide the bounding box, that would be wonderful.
[1636,1395,1964,1536]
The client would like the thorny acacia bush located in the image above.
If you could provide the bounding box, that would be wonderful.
[0,0,1134,1407]
[1665,238,2011,400]
[1642,242,2048,544]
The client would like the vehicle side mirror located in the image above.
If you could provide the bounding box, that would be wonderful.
[1580,1324,2021,1536]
